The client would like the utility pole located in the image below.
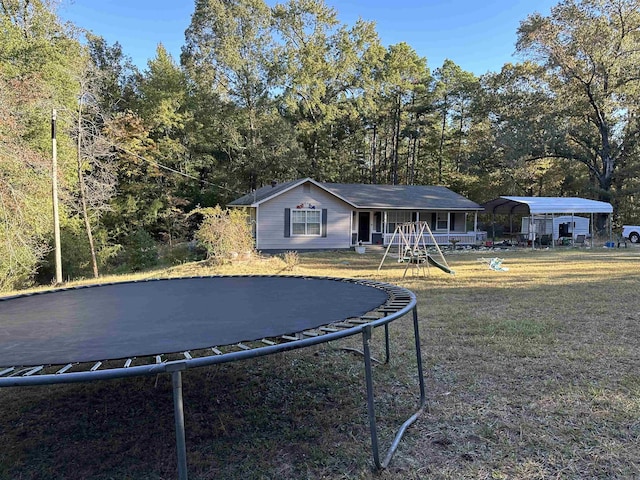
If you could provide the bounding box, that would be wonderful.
[52,109,63,284]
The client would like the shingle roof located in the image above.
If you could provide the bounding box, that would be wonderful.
[321,182,482,210]
[229,178,482,210]
[228,179,302,206]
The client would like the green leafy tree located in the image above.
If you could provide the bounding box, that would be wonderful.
[354,39,387,183]
[432,59,480,184]
[516,0,640,211]
[0,0,85,289]
[371,43,429,185]
[182,0,290,191]
[136,45,188,141]
[0,85,52,290]
[85,34,139,114]
[273,0,382,181]
[135,45,192,243]
[101,112,159,242]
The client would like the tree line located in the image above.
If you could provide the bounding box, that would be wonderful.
[1,0,640,290]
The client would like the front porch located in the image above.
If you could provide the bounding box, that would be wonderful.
[351,210,483,247]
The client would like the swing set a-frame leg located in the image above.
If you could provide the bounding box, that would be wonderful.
[378,230,398,271]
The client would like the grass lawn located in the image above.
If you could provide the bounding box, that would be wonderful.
[1,246,640,479]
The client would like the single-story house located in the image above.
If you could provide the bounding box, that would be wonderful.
[228,178,484,251]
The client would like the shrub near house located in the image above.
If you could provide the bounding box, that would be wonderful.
[191,206,255,261]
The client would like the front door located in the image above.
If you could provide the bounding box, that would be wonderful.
[358,212,370,243]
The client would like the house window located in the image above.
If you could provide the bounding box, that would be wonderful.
[387,211,411,233]
[436,212,449,231]
[292,209,321,236]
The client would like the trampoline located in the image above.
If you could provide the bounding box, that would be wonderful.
[0,275,425,479]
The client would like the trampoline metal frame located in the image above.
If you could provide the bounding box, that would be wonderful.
[0,276,425,479]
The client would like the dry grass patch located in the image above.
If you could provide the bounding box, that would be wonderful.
[1,247,640,479]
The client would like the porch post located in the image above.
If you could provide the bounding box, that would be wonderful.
[254,207,259,250]
[474,211,478,244]
[383,211,388,245]
[350,210,354,246]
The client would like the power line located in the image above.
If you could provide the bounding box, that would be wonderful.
[1,125,244,196]
[113,145,241,194]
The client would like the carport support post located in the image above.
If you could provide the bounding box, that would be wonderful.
[169,364,188,480]
[530,216,535,249]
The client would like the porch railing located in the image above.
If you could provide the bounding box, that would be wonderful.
[383,231,484,246]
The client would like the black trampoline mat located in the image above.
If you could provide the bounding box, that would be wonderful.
[0,276,389,367]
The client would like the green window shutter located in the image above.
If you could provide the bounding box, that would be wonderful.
[321,209,327,237]
[284,208,291,237]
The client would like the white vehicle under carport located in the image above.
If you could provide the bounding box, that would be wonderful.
[622,225,640,243]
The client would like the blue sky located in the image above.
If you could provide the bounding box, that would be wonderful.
[59,0,558,76]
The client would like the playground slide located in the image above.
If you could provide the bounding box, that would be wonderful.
[426,255,455,275]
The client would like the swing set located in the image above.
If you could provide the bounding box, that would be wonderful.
[377,221,455,278]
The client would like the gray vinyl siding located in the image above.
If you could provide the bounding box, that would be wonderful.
[256,184,352,250]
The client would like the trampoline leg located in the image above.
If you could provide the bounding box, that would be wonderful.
[171,369,189,480]
[362,324,381,469]
[384,323,390,364]
[362,306,427,470]
[412,306,427,409]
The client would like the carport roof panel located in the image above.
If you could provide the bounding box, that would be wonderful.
[482,196,613,215]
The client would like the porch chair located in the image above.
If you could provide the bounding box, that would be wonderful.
[535,234,552,247]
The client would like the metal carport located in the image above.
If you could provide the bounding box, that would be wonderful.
[481,196,614,247]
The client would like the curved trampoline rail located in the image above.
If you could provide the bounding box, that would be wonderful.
[0,275,426,478]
